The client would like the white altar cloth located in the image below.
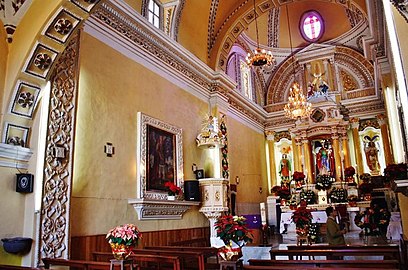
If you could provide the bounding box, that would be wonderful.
[280,211,327,233]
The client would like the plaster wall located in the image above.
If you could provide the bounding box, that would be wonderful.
[71,33,216,236]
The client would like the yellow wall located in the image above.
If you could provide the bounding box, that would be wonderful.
[71,33,213,236]
[227,118,267,204]
[177,0,209,64]
[0,22,7,116]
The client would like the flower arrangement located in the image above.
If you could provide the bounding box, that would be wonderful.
[293,171,305,182]
[214,215,253,247]
[271,185,281,195]
[315,175,333,191]
[106,224,142,259]
[289,194,299,210]
[329,187,348,203]
[384,163,407,180]
[164,181,182,196]
[300,189,317,204]
[277,187,291,201]
[291,201,312,230]
[344,166,356,177]
[347,194,359,202]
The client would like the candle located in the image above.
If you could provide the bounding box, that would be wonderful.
[260,202,267,225]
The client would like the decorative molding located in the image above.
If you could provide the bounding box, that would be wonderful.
[391,0,408,23]
[38,33,80,262]
[0,142,33,164]
[9,80,41,118]
[128,198,199,220]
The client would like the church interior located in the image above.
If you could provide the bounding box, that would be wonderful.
[1,0,408,269]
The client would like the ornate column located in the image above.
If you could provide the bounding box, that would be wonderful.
[266,131,277,188]
[377,114,394,165]
[340,130,351,168]
[292,134,301,172]
[199,178,229,247]
[331,130,342,182]
[301,132,313,181]
[350,118,364,176]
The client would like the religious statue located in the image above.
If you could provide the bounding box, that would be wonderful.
[363,135,381,175]
[279,154,291,182]
[315,141,335,177]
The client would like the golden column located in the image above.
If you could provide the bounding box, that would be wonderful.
[350,118,364,176]
[266,131,277,188]
[331,130,342,182]
[340,130,351,168]
[301,132,313,181]
[377,114,394,165]
[292,134,301,172]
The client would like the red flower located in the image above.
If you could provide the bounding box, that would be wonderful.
[164,181,181,196]
[344,166,356,177]
[293,171,305,182]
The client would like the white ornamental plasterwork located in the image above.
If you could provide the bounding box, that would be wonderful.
[0,0,32,42]
[93,3,213,92]
[38,34,79,262]
[392,0,408,23]
[128,199,199,220]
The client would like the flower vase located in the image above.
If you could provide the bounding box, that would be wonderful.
[296,226,309,237]
[167,195,175,200]
[218,243,242,261]
[110,243,133,260]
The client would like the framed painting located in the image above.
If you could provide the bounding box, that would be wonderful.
[136,112,183,200]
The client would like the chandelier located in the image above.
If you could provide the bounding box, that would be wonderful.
[283,5,312,120]
[245,0,275,67]
[284,81,312,119]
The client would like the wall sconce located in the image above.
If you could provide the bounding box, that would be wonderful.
[235,176,240,185]
[259,187,263,194]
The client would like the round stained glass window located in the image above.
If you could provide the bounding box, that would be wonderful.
[300,10,324,42]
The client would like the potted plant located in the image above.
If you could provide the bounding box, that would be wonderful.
[347,194,359,207]
[293,171,306,189]
[329,187,348,203]
[291,201,312,236]
[271,185,281,196]
[214,215,253,261]
[344,166,356,183]
[164,181,182,200]
[277,187,291,204]
[384,163,408,180]
[300,189,317,205]
[106,224,142,260]
[315,175,333,191]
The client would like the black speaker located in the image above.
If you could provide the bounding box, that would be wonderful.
[184,180,200,201]
[194,169,204,179]
[16,174,34,193]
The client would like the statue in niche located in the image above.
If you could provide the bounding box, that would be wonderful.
[279,154,291,181]
[308,61,330,97]
[315,140,335,177]
[363,135,381,175]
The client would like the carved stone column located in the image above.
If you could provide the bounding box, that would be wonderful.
[292,135,301,172]
[38,35,80,261]
[331,130,342,182]
[350,118,364,176]
[340,130,351,168]
[266,131,277,188]
[199,178,229,247]
[301,133,312,182]
[378,114,394,165]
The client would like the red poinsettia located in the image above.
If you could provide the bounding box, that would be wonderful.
[291,201,312,229]
[293,171,305,182]
[164,181,181,196]
[344,166,356,177]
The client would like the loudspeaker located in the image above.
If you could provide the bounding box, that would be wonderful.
[184,180,200,201]
[194,169,204,179]
[16,173,34,193]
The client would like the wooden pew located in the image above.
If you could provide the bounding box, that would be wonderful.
[0,265,43,270]
[144,245,219,266]
[42,258,112,269]
[244,266,398,270]
[269,248,400,261]
[93,251,182,270]
[248,259,400,268]
[169,238,208,247]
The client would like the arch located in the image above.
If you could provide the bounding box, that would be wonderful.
[208,0,367,71]
[265,46,374,106]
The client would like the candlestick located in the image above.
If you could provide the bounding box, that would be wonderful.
[260,202,267,225]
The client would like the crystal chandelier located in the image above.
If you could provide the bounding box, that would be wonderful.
[284,81,312,119]
[283,5,312,120]
[245,0,275,67]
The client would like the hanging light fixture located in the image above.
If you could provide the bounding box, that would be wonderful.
[283,5,312,120]
[245,0,275,67]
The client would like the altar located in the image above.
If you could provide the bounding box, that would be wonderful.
[280,211,327,233]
